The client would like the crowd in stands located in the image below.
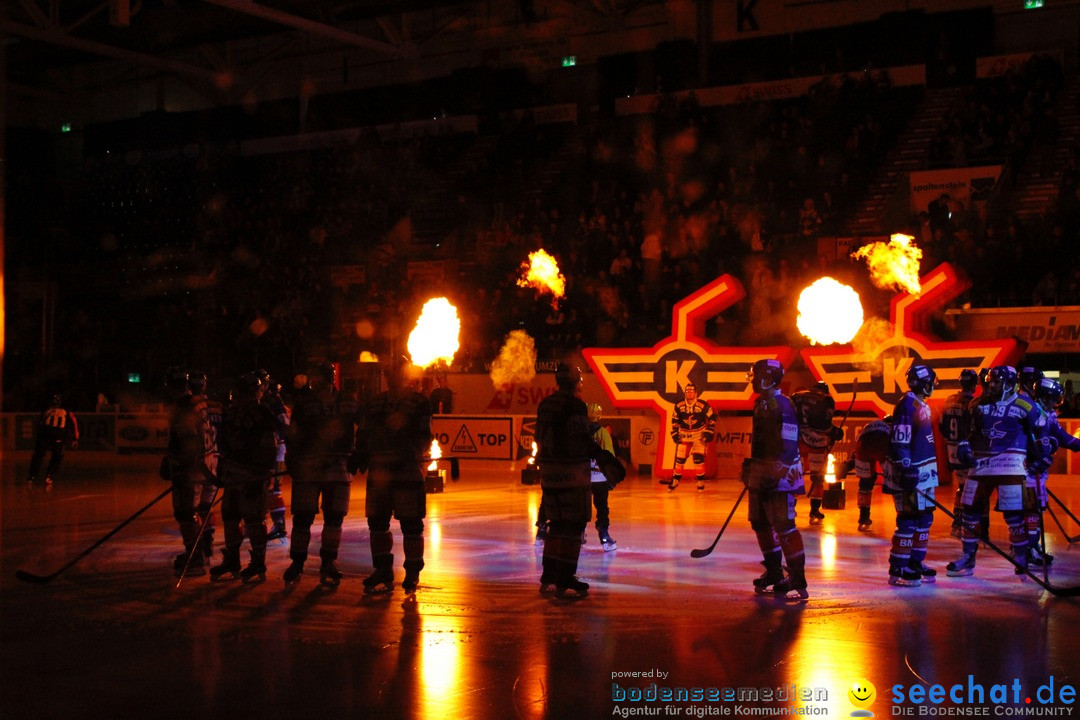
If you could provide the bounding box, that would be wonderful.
[9,54,1080,413]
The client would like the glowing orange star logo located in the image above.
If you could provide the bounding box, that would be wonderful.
[584,275,795,476]
[801,263,1023,416]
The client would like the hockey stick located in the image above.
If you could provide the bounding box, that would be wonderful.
[1047,505,1080,544]
[690,486,747,559]
[827,379,858,453]
[917,489,1080,597]
[15,486,173,585]
[1047,487,1080,529]
[174,487,222,589]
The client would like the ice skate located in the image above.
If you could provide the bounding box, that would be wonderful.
[770,576,808,601]
[599,530,617,552]
[909,562,937,583]
[319,559,342,587]
[239,562,266,583]
[1029,548,1054,567]
[209,550,241,581]
[362,567,394,594]
[753,566,785,595]
[282,560,305,585]
[667,477,680,492]
[539,573,557,594]
[266,523,288,542]
[555,577,589,599]
[946,552,977,577]
[857,519,873,532]
[808,509,825,526]
[697,481,705,492]
[888,566,922,587]
[173,550,205,577]
[402,571,421,593]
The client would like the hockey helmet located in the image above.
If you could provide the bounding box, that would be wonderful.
[555,362,583,391]
[236,372,264,396]
[814,381,830,394]
[587,403,603,422]
[978,367,991,390]
[1035,377,1065,410]
[959,369,979,393]
[310,361,336,385]
[987,365,1018,401]
[49,394,62,406]
[188,371,207,394]
[906,364,937,397]
[748,358,784,393]
[1019,366,1043,394]
[166,367,190,393]
[255,368,272,384]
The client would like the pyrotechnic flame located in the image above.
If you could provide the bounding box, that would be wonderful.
[407,298,460,369]
[527,441,537,466]
[427,438,442,471]
[517,249,566,306]
[797,277,864,345]
[851,233,923,294]
[490,330,538,388]
[825,453,836,483]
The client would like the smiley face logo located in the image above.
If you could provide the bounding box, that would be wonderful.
[848,679,876,715]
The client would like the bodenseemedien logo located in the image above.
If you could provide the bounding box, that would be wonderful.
[849,678,877,717]
[891,675,1075,716]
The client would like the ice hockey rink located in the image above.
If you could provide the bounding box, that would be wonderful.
[4,452,1080,720]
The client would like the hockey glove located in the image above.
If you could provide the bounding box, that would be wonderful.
[1048,436,1060,454]
[955,441,975,469]
[897,467,919,491]
[829,425,844,443]
[740,458,752,488]
[671,432,682,445]
[597,449,626,489]
[1027,454,1053,476]
[347,450,368,475]
[159,456,175,482]
[702,431,714,444]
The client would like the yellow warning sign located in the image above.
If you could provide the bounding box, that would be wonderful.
[452,425,478,453]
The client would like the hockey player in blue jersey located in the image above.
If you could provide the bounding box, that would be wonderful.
[743,359,808,601]
[884,364,940,587]
[1030,377,1080,567]
[948,365,1054,577]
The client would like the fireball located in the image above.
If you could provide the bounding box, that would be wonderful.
[407,298,460,369]
[490,330,538,388]
[796,277,864,345]
[527,441,538,466]
[517,249,566,306]
[851,233,922,294]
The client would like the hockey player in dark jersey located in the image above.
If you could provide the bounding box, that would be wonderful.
[744,359,808,601]
[791,382,842,524]
[355,356,433,594]
[189,371,220,560]
[948,365,1053,577]
[162,368,211,576]
[666,381,718,492]
[256,371,290,542]
[884,364,940,587]
[211,373,279,583]
[28,394,79,487]
[838,417,892,531]
[283,361,360,586]
[939,369,979,537]
[535,363,620,598]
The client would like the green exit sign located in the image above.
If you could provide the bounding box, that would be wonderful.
[1024,0,1044,8]
[61,123,72,133]
[127,373,141,383]
[561,55,576,67]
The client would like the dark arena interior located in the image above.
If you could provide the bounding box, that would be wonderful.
[6,2,1080,719]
